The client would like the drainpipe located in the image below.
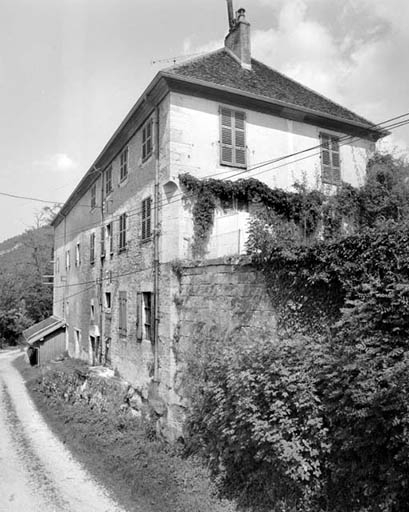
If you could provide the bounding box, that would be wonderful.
[153,106,161,381]
[99,167,104,365]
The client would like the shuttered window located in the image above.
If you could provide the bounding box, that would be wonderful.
[118,291,127,336]
[220,107,247,168]
[142,120,153,161]
[320,133,341,185]
[141,197,152,241]
[107,222,114,255]
[100,226,105,258]
[90,233,95,265]
[136,292,153,341]
[90,184,96,209]
[119,213,127,252]
[105,166,112,196]
[120,147,128,181]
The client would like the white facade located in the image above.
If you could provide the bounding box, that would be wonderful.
[161,92,375,260]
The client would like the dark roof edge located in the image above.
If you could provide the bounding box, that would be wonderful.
[162,71,388,139]
[51,72,164,227]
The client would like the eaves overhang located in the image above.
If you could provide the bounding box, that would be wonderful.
[161,72,389,142]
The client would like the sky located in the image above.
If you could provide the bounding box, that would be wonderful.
[0,0,408,242]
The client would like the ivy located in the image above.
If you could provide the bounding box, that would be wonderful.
[179,173,324,257]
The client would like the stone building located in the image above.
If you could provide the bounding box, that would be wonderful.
[51,4,385,438]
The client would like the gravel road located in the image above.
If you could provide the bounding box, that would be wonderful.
[0,349,126,512]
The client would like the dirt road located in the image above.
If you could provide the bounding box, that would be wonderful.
[0,349,126,512]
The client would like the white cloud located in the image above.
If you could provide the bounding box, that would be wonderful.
[252,0,409,151]
[34,153,78,173]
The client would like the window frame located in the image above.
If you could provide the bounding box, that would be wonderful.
[320,132,341,185]
[120,147,128,182]
[119,213,127,252]
[142,119,153,162]
[219,106,247,169]
[136,291,153,341]
[141,197,152,241]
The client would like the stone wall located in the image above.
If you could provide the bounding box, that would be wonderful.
[164,259,277,439]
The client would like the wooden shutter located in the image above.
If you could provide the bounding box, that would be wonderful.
[136,292,143,341]
[234,111,246,166]
[100,226,105,257]
[142,197,152,240]
[119,291,127,335]
[220,107,233,165]
[220,107,246,168]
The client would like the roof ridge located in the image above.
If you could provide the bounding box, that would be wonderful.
[163,47,226,73]
[251,57,374,127]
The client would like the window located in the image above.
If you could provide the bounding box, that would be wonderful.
[142,119,153,161]
[136,292,153,341]
[118,291,127,336]
[320,133,341,185]
[90,302,95,321]
[105,166,113,196]
[220,107,246,168]
[105,292,112,311]
[90,184,97,209]
[120,147,128,181]
[90,233,95,265]
[107,222,114,255]
[100,226,105,258]
[65,250,70,270]
[141,197,152,241]
[119,213,127,252]
[75,242,81,267]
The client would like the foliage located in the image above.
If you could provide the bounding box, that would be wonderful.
[186,334,329,511]
[185,154,409,511]
[0,208,54,344]
[179,174,323,257]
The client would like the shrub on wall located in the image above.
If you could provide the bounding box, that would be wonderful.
[186,334,329,512]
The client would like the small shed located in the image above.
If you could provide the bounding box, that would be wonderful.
[23,316,66,366]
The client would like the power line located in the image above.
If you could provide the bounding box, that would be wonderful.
[6,111,409,245]
[51,112,409,244]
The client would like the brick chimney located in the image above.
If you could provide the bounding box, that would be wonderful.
[224,3,252,70]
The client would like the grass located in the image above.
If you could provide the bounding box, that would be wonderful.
[13,355,236,512]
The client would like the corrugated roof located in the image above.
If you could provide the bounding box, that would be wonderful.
[23,316,65,345]
[166,48,375,128]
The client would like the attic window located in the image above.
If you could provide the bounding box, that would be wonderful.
[220,107,247,168]
[320,133,341,185]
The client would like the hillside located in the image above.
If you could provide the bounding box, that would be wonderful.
[0,224,54,345]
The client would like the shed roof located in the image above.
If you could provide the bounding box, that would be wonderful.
[23,316,66,345]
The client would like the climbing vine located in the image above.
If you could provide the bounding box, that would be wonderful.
[179,173,324,257]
